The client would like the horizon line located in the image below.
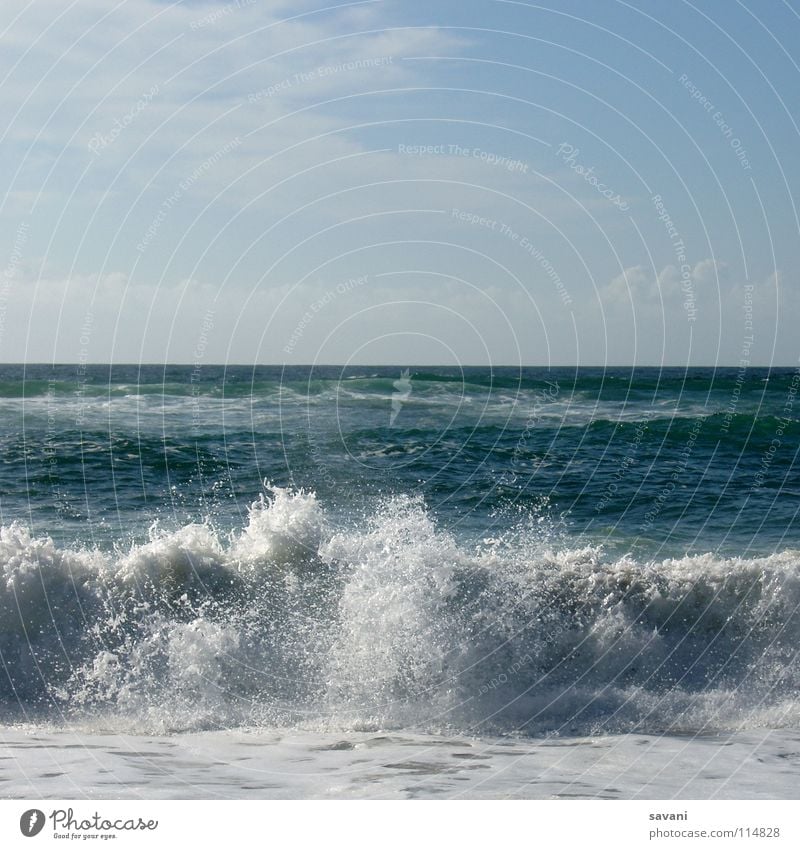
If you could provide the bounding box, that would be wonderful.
[0,362,795,369]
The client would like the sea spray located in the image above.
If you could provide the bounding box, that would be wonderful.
[1,487,798,736]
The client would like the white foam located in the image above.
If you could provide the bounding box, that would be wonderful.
[2,725,798,799]
[0,489,798,736]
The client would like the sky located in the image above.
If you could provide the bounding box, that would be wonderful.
[1,0,799,366]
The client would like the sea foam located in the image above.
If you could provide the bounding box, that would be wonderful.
[1,487,798,736]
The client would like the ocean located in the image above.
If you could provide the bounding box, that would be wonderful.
[1,364,799,798]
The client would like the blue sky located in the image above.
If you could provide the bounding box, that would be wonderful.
[1,0,798,365]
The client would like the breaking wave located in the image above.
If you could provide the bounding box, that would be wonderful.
[1,487,798,736]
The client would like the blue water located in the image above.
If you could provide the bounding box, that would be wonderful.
[2,364,798,555]
[1,364,799,734]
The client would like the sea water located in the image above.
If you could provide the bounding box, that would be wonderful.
[0,365,798,797]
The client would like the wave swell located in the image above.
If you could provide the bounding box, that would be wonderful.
[1,488,798,736]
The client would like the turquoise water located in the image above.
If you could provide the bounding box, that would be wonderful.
[2,364,798,555]
[0,364,798,735]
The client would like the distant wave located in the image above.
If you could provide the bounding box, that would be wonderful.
[4,381,793,435]
[1,364,795,401]
[1,487,797,736]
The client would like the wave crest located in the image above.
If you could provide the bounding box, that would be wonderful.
[1,488,798,735]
